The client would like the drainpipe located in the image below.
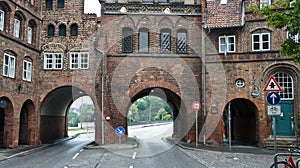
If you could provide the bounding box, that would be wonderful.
[94,38,105,145]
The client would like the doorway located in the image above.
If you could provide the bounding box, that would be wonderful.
[223,98,258,145]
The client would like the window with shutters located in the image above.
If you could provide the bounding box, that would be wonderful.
[122,28,133,53]
[161,29,171,53]
[177,29,187,53]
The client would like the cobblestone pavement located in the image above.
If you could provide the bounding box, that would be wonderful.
[181,147,274,168]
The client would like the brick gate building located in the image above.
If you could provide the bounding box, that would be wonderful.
[0,0,299,149]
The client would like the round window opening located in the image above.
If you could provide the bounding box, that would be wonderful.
[235,78,245,88]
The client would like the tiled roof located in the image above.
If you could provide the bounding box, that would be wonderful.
[205,0,244,29]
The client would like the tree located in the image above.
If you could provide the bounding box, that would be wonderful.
[250,0,300,64]
[128,104,140,123]
[78,103,95,123]
[154,108,172,121]
[68,109,80,127]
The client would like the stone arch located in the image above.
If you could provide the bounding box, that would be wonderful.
[223,98,259,145]
[0,1,12,32]
[119,15,135,28]
[0,97,14,148]
[137,16,151,29]
[40,86,92,143]
[19,99,35,145]
[158,17,174,29]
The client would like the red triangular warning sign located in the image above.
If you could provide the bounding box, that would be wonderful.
[263,76,282,92]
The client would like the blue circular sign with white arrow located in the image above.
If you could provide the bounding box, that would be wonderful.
[115,126,125,136]
[266,92,281,105]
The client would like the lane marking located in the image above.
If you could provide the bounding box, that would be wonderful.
[72,153,80,160]
[129,166,133,168]
[132,152,137,160]
[80,149,84,152]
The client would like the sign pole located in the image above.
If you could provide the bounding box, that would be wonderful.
[228,102,231,152]
[196,110,198,148]
[273,116,277,154]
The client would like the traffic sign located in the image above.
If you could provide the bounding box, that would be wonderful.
[267,105,281,116]
[263,76,282,92]
[266,92,281,105]
[192,101,201,111]
[115,126,125,136]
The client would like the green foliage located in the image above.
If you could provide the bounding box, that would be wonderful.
[154,108,172,121]
[68,110,80,127]
[250,0,300,64]
[78,103,95,122]
[296,120,300,135]
[128,104,140,122]
[129,96,173,123]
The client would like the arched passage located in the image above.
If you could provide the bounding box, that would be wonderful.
[19,100,35,145]
[40,86,92,143]
[0,97,13,148]
[223,98,258,145]
[126,87,187,140]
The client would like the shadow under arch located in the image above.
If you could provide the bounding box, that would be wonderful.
[40,86,91,143]
[223,98,258,146]
[19,99,35,145]
[0,97,14,148]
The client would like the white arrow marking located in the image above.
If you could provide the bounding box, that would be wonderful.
[270,93,277,104]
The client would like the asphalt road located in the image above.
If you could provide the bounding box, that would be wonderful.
[0,123,206,168]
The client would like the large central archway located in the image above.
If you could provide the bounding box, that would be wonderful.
[126,87,188,140]
[223,98,258,146]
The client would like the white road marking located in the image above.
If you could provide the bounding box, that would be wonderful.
[132,152,137,160]
[72,153,80,160]
[129,166,134,168]
[80,149,84,152]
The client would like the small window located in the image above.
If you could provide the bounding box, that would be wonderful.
[70,24,78,36]
[28,27,33,44]
[3,53,15,78]
[0,10,4,31]
[46,0,53,9]
[14,18,21,38]
[70,52,89,70]
[260,0,271,8]
[220,0,228,5]
[59,24,66,36]
[23,60,32,82]
[139,28,149,53]
[57,0,64,8]
[252,33,270,51]
[44,53,63,70]
[47,24,55,36]
[122,28,133,53]
[177,30,187,53]
[161,29,171,53]
[219,35,236,53]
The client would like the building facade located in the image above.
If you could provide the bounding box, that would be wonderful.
[0,0,299,149]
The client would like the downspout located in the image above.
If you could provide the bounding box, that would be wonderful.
[94,38,105,145]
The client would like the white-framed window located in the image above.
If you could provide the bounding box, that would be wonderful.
[23,60,32,82]
[287,31,300,43]
[43,52,63,70]
[28,27,32,44]
[252,33,270,51]
[260,0,271,8]
[14,18,20,38]
[219,35,236,53]
[3,53,15,78]
[70,52,89,70]
[273,72,294,100]
[0,10,4,31]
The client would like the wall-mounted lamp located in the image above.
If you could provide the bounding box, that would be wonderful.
[0,100,7,108]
